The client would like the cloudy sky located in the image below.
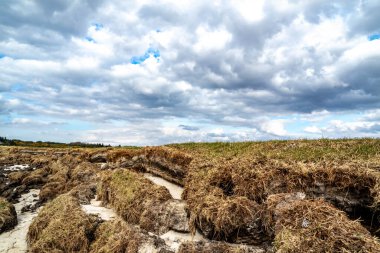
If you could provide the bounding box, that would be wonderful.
[1,0,380,145]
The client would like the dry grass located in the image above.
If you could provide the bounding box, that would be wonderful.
[170,138,380,162]
[180,139,380,243]
[98,169,171,227]
[178,241,264,253]
[0,197,17,233]
[106,148,142,163]
[39,158,98,201]
[144,146,193,167]
[90,218,142,253]
[21,167,49,186]
[188,191,264,240]
[7,171,28,184]
[265,195,380,252]
[105,146,192,185]
[27,194,98,253]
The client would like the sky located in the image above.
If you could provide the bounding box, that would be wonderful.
[1,0,380,146]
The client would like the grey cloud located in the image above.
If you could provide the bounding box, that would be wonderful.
[0,1,103,39]
[348,0,380,35]
[179,125,199,131]
[360,124,380,133]
[207,132,227,138]
[138,4,181,25]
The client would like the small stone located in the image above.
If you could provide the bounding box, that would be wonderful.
[302,219,310,228]
[21,204,31,213]
[100,163,109,170]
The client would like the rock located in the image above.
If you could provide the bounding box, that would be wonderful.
[271,192,306,216]
[90,154,107,163]
[140,200,190,234]
[165,200,190,232]
[0,197,18,233]
[21,204,31,213]
[100,163,109,170]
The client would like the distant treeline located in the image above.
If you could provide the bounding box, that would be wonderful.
[0,136,110,148]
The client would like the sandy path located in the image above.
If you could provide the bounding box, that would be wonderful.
[144,173,184,200]
[81,197,117,221]
[0,189,40,253]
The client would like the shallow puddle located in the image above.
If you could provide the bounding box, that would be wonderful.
[0,189,40,253]
[144,173,184,199]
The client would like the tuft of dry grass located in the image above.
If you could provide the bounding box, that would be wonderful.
[7,171,28,184]
[21,167,49,186]
[97,169,171,228]
[188,192,264,241]
[90,218,142,253]
[0,197,17,233]
[27,194,98,253]
[265,195,380,253]
[144,146,193,168]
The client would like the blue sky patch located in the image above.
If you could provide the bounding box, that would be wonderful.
[86,36,95,43]
[130,47,160,64]
[368,34,380,41]
[93,23,103,31]
[0,53,6,59]
[11,83,25,91]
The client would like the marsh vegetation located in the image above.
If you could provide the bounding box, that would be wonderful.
[0,138,379,252]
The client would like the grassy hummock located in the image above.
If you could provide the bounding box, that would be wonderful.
[90,218,141,253]
[0,197,17,233]
[265,195,380,252]
[27,194,98,253]
[98,169,171,226]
